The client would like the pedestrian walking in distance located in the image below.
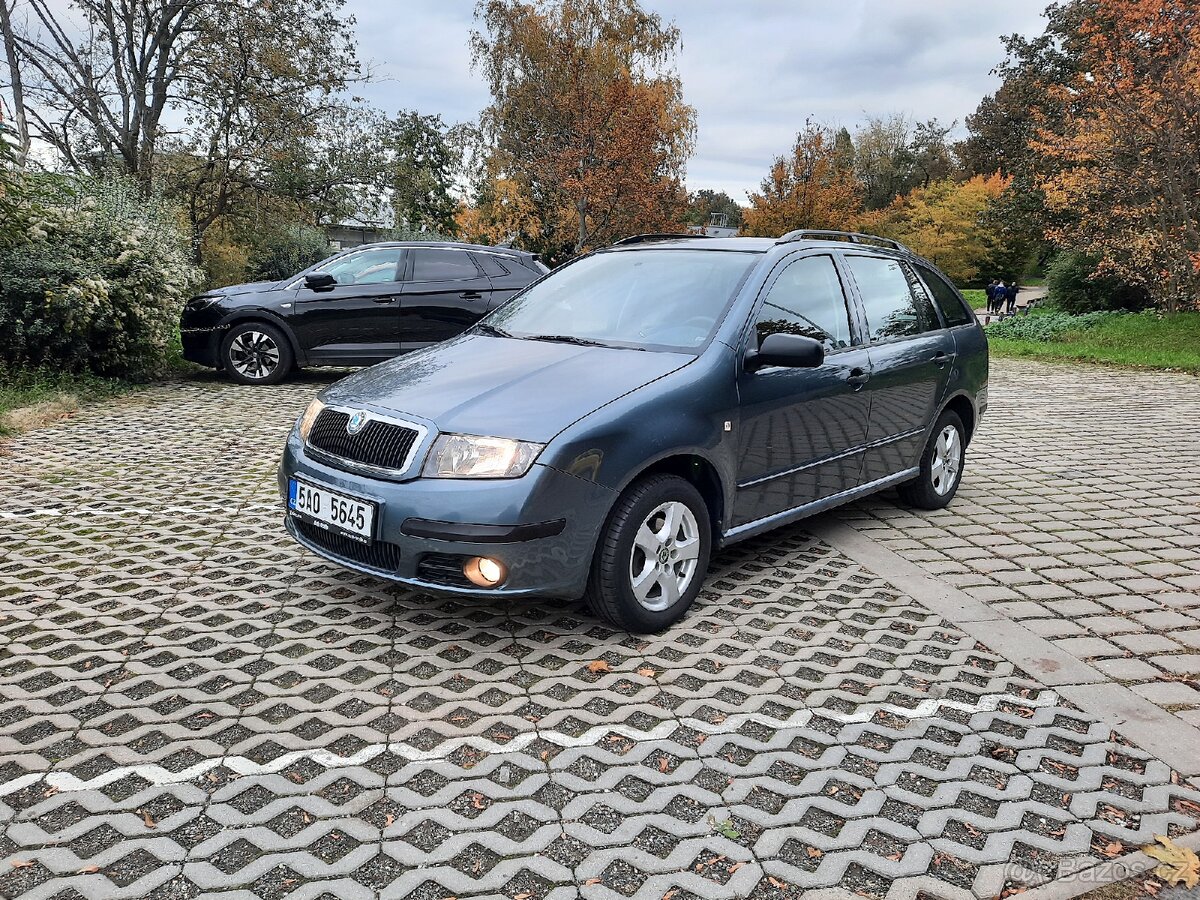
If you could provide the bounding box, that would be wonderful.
[986,279,999,314]
[1006,282,1019,315]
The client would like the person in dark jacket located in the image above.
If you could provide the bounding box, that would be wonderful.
[985,279,999,314]
[1005,282,1019,314]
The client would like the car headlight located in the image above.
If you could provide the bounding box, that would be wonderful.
[186,295,221,310]
[297,398,325,441]
[422,434,543,479]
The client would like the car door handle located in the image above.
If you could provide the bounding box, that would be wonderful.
[846,368,870,388]
[460,291,483,300]
[931,350,951,368]
[372,296,398,304]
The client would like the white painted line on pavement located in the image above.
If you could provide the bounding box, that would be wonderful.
[0,688,1060,797]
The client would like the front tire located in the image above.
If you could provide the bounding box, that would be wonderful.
[898,409,966,510]
[221,322,294,386]
[584,475,711,633]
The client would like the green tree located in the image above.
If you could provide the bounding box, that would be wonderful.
[684,189,743,229]
[1045,251,1150,314]
[267,107,460,235]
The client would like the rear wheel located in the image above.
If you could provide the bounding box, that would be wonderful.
[221,322,294,386]
[584,475,711,633]
[898,409,965,510]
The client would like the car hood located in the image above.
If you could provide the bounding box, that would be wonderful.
[208,280,282,297]
[322,333,693,443]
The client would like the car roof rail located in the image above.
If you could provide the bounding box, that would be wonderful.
[776,229,910,253]
[611,233,714,247]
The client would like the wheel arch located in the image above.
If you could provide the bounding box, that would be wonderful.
[616,452,727,546]
[218,309,306,367]
[941,392,976,445]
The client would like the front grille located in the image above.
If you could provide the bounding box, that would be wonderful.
[308,409,419,472]
[294,519,403,573]
[416,552,473,588]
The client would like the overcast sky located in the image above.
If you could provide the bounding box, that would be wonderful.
[349,0,1050,202]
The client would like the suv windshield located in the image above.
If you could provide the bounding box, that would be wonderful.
[482,249,758,352]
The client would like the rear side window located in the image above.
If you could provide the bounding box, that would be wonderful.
[914,263,972,326]
[411,249,481,282]
[844,255,940,341]
[754,255,853,351]
[471,252,511,277]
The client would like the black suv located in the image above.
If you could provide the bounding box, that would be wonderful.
[180,241,547,384]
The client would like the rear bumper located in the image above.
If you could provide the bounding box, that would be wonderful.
[278,429,615,599]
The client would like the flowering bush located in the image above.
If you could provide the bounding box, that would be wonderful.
[0,176,201,379]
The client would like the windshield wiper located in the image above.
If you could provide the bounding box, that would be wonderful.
[522,333,608,347]
[474,322,514,338]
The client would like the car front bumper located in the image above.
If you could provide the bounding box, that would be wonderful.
[278,429,616,599]
[181,327,221,368]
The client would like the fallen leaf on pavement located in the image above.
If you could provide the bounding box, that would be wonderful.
[586,660,610,674]
[384,814,395,827]
[1102,841,1123,858]
[637,667,656,678]
[77,865,100,874]
[11,860,34,869]
[806,847,823,859]
[1143,835,1200,888]
[140,809,157,829]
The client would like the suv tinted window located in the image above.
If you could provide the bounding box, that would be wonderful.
[914,262,972,327]
[844,255,940,341]
[754,255,853,351]
[471,252,511,277]
[412,249,480,282]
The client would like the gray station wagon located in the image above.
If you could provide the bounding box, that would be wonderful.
[278,230,987,632]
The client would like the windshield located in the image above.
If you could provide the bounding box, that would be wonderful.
[482,249,758,352]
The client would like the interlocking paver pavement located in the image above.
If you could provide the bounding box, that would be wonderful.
[840,359,1200,727]
[2,366,1199,899]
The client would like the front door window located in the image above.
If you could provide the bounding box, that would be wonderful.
[317,248,404,285]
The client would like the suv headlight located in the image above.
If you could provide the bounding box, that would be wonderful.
[297,398,325,441]
[423,434,543,479]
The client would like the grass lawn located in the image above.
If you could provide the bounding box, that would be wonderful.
[987,310,1200,373]
[0,368,135,436]
[960,288,987,309]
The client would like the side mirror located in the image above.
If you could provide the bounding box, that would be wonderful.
[304,272,337,291]
[745,333,825,372]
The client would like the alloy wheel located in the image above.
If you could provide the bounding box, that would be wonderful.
[628,500,701,611]
[228,330,280,380]
[930,424,962,496]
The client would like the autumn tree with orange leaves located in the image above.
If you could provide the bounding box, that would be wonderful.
[1037,0,1200,312]
[469,0,695,264]
[741,123,861,238]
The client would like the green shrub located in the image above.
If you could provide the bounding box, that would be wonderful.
[1046,251,1150,314]
[0,175,201,379]
[985,309,1131,341]
[247,224,333,282]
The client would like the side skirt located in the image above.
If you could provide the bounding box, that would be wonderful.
[721,467,919,546]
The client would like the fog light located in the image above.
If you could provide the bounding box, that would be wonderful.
[463,556,506,588]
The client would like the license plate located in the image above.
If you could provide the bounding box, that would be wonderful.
[288,478,376,544]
